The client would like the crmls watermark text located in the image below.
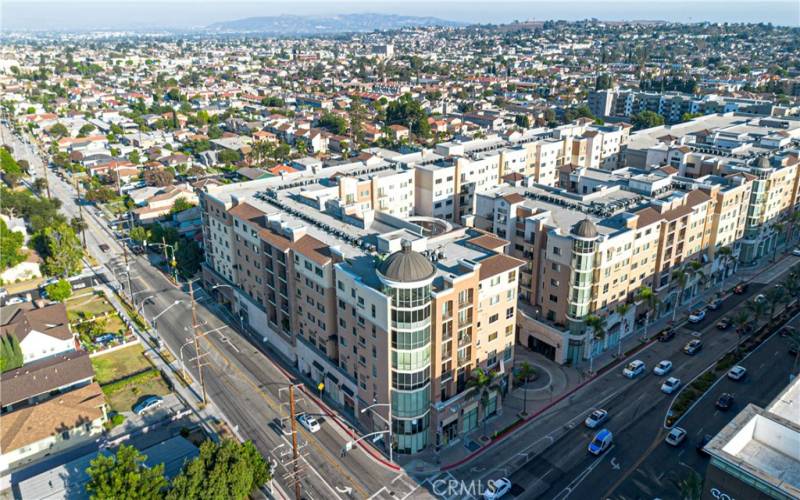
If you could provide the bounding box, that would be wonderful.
[431,479,486,498]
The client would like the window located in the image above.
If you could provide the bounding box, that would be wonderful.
[488,332,497,342]
[506,307,514,319]
[508,271,516,283]
[489,314,499,324]
[553,247,561,256]
[549,294,558,303]
[505,324,514,337]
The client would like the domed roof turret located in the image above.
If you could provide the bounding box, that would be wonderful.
[571,218,598,239]
[378,240,435,283]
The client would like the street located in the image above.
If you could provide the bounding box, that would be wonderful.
[2,126,427,500]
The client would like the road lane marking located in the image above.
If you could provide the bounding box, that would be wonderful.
[552,445,614,500]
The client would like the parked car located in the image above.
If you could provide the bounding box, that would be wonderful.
[696,434,713,455]
[683,339,703,355]
[483,478,512,500]
[133,396,163,415]
[298,414,321,433]
[653,360,673,376]
[716,393,734,411]
[688,309,706,323]
[707,298,722,311]
[661,377,681,394]
[131,245,145,255]
[754,294,767,304]
[658,328,676,342]
[792,248,800,256]
[665,427,687,446]
[584,409,609,429]
[4,297,26,306]
[588,429,613,455]
[727,366,747,381]
[716,317,731,330]
[733,283,748,294]
[623,360,646,378]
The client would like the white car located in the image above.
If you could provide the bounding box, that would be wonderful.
[653,360,673,376]
[584,409,609,429]
[298,414,321,433]
[728,365,747,381]
[3,297,25,306]
[623,360,646,378]
[665,427,687,446]
[483,478,512,500]
[688,309,706,323]
[792,248,800,256]
[661,377,681,394]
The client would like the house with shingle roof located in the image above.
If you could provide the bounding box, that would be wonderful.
[0,303,76,365]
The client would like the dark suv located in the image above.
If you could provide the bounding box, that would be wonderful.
[658,328,676,342]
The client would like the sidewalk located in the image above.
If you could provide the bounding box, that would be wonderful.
[400,250,799,474]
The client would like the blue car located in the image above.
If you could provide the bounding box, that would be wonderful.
[588,429,613,455]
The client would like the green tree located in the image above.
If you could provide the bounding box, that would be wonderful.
[515,361,536,415]
[167,440,270,500]
[631,110,665,130]
[70,216,88,237]
[86,444,167,500]
[466,368,500,437]
[386,93,431,139]
[37,222,83,278]
[764,285,787,319]
[45,279,72,302]
[129,150,141,164]
[130,225,150,244]
[0,334,24,373]
[318,112,348,135]
[680,112,703,122]
[49,122,69,138]
[677,470,703,500]
[170,197,195,214]
[515,115,531,128]
[0,218,25,271]
[635,286,660,339]
[217,149,241,165]
[77,124,96,137]
[175,239,203,277]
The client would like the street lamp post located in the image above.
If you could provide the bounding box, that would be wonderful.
[360,402,393,463]
[150,299,183,340]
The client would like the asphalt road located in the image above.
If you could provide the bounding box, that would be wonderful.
[2,126,425,500]
[607,316,797,500]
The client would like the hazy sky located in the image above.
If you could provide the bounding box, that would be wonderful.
[2,1,799,31]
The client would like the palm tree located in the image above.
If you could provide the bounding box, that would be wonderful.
[773,222,785,260]
[466,368,500,437]
[716,246,734,293]
[688,260,706,293]
[747,299,768,327]
[635,286,659,340]
[677,470,703,500]
[585,314,606,373]
[614,303,631,356]
[764,285,787,320]
[783,273,800,300]
[671,268,689,321]
[786,210,800,244]
[515,362,536,416]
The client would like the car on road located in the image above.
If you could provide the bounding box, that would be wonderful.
[657,328,676,342]
[728,366,747,381]
[483,478,512,500]
[707,298,722,311]
[683,339,703,355]
[733,282,749,294]
[716,393,734,411]
[623,360,646,378]
[716,317,731,330]
[754,293,767,304]
[780,326,797,337]
[298,414,321,433]
[665,427,687,446]
[792,248,800,257]
[653,360,673,376]
[584,409,609,429]
[131,245,145,255]
[688,309,706,323]
[588,429,613,455]
[696,434,713,455]
[133,396,163,415]
[661,377,681,394]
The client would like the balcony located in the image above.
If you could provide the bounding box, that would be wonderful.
[457,334,471,348]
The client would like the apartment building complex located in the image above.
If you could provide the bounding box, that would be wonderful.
[200,174,523,455]
[589,89,778,124]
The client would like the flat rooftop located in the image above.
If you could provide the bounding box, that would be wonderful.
[704,376,800,499]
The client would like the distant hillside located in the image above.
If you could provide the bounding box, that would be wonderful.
[207,13,466,35]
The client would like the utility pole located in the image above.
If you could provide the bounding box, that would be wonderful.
[289,385,301,500]
[190,280,207,406]
[73,175,87,249]
[115,169,134,300]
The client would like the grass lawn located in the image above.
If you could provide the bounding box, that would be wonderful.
[66,293,115,321]
[91,344,152,384]
[104,376,171,414]
[104,315,127,335]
